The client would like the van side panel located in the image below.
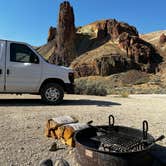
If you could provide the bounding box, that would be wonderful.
[0,40,6,92]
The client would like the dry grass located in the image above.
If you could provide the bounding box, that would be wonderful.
[120,91,129,98]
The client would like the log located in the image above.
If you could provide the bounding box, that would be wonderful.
[59,123,88,147]
[65,137,75,147]
[63,126,75,141]
[44,116,88,147]
[44,116,78,138]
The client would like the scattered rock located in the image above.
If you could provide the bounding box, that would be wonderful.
[39,159,53,166]
[49,142,58,152]
[54,159,69,166]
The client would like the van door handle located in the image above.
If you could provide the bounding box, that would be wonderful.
[0,69,2,75]
[7,69,10,75]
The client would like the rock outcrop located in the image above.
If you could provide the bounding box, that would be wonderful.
[96,19,155,66]
[72,54,141,77]
[49,1,77,66]
[97,19,138,41]
[159,33,166,44]
[97,22,108,40]
[72,19,162,77]
[119,34,156,64]
[47,26,57,43]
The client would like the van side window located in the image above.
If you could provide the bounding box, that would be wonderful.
[10,43,39,64]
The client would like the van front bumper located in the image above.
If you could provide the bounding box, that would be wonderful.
[65,83,75,94]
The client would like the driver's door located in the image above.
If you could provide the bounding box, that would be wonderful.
[5,42,42,92]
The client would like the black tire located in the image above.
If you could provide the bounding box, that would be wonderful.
[40,83,64,105]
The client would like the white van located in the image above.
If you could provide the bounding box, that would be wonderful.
[0,39,74,104]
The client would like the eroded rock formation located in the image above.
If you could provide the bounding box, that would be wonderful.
[97,19,138,41]
[44,2,162,76]
[76,19,161,76]
[159,33,166,44]
[97,22,108,40]
[72,55,141,77]
[49,1,77,66]
[47,27,57,43]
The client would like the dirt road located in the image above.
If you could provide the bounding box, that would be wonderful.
[0,94,165,166]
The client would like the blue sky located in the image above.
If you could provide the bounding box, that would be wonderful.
[0,0,165,46]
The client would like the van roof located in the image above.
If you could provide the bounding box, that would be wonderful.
[0,39,28,45]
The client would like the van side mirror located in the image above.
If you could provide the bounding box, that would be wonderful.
[30,55,39,64]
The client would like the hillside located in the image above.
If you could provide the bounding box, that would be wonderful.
[36,1,166,95]
[141,30,166,58]
[141,30,166,45]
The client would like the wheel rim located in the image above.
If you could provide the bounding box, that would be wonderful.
[45,87,60,102]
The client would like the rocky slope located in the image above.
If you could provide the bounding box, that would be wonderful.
[37,1,163,78]
[141,30,166,59]
[71,19,164,77]
[36,1,166,93]
[141,31,166,87]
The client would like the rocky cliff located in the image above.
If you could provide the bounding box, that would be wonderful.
[37,1,164,78]
[71,19,162,77]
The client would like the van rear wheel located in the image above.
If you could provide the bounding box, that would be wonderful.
[40,83,64,105]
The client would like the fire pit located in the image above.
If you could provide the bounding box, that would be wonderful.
[74,115,165,166]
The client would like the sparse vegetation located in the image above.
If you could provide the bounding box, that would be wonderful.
[75,77,107,96]
[74,70,166,96]
[120,91,129,98]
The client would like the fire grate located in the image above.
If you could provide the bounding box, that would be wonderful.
[87,115,164,153]
[74,115,165,166]
[92,130,144,153]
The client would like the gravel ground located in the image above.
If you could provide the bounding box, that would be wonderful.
[0,94,166,166]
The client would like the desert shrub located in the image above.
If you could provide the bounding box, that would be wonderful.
[85,82,107,96]
[74,78,87,95]
[75,78,107,96]
[120,91,129,98]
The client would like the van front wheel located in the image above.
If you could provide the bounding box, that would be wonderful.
[40,83,64,105]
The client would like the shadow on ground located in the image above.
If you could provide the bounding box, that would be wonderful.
[150,144,166,166]
[0,99,121,107]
